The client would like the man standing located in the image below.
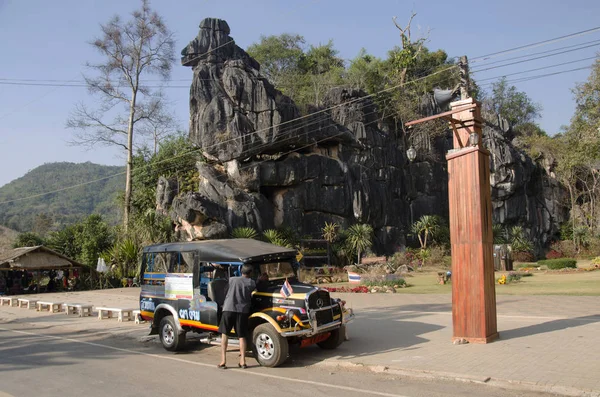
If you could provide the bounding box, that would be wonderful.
[218,264,256,369]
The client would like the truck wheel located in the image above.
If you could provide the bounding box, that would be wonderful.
[317,325,345,350]
[159,316,186,351]
[252,323,289,367]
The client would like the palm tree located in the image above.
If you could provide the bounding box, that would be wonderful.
[322,222,339,267]
[321,222,339,243]
[231,227,258,239]
[410,215,440,249]
[492,224,507,244]
[346,224,373,265]
[262,229,293,248]
[507,226,533,253]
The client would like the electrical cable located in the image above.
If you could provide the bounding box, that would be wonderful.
[0,65,457,205]
[469,38,600,69]
[477,65,594,89]
[474,56,598,83]
[470,26,600,63]
[471,42,600,74]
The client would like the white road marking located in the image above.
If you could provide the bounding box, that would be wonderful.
[0,327,410,397]
[362,310,600,322]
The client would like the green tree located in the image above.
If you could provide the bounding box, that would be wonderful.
[299,41,345,106]
[46,224,83,260]
[346,224,373,265]
[485,77,542,131]
[13,232,44,248]
[247,35,346,111]
[130,135,200,220]
[571,58,600,137]
[33,213,54,237]
[67,0,176,229]
[247,34,306,91]
[76,214,114,267]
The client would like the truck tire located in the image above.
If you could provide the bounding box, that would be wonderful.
[317,325,345,350]
[159,316,186,352]
[252,323,289,367]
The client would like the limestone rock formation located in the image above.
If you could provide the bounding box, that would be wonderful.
[158,18,419,250]
[159,17,566,253]
[483,114,568,248]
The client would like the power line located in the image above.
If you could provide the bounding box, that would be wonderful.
[478,65,594,88]
[470,26,600,63]
[470,38,600,69]
[471,42,600,73]
[475,56,598,83]
[504,65,594,84]
[0,65,458,205]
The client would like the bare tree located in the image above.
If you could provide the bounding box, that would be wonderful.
[392,12,429,86]
[67,0,175,228]
[137,97,180,155]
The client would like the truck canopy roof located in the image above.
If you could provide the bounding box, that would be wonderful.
[142,238,296,264]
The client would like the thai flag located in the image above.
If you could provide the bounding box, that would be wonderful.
[280,278,293,298]
[347,272,362,284]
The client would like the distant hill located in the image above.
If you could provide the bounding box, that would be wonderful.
[0,225,18,252]
[0,162,125,232]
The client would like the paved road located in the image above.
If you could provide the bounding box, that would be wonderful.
[0,322,553,397]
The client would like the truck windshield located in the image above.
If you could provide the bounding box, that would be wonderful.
[258,262,295,280]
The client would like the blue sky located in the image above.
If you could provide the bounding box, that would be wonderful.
[1,0,599,188]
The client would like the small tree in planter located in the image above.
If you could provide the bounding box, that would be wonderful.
[410,215,441,250]
[346,224,373,265]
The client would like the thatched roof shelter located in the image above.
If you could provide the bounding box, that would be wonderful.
[0,246,84,271]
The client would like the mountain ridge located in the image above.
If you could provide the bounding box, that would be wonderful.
[0,161,124,232]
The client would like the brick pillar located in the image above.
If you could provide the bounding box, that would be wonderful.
[446,98,498,343]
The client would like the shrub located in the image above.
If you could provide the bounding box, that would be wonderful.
[231,227,258,239]
[550,240,577,258]
[581,237,600,258]
[513,251,535,262]
[427,245,448,267]
[538,258,577,270]
[507,272,521,282]
[362,278,407,288]
[545,249,563,259]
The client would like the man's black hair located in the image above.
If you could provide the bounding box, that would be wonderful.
[241,264,253,276]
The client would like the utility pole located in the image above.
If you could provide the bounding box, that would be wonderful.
[458,55,470,100]
[405,56,498,344]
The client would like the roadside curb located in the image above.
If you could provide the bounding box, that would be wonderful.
[313,359,600,397]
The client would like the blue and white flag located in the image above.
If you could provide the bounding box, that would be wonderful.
[280,278,293,298]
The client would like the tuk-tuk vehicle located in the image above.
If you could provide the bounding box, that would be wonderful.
[139,239,354,367]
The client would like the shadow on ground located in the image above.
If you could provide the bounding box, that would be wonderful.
[0,329,132,371]
[282,304,449,367]
[500,314,600,340]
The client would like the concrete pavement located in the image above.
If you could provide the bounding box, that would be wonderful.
[1,288,599,396]
[0,322,556,397]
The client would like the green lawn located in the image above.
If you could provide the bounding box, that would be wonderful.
[322,269,600,296]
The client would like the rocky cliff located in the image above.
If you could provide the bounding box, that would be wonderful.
[160,17,567,253]
[483,114,568,249]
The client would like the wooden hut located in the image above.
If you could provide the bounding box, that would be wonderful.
[0,246,83,295]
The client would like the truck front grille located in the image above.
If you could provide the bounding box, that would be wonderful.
[308,290,331,309]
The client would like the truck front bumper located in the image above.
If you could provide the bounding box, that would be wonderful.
[281,308,355,338]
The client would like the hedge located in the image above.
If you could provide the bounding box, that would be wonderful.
[537,258,577,270]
